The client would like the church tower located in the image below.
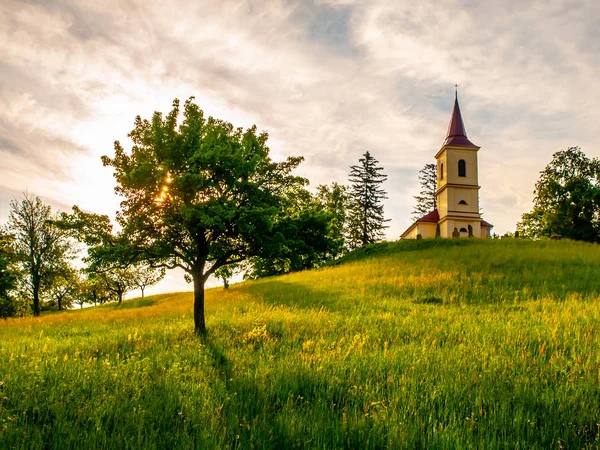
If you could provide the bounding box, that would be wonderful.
[435,90,488,237]
[401,90,492,239]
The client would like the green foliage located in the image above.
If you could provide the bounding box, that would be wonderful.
[132,265,165,299]
[55,205,115,247]
[79,273,111,306]
[7,193,75,316]
[0,230,19,318]
[347,151,389,248]
[99,97,307,333]
[46,265,80,311]
[316,182,349,251]
[2,240,600,448]
[412,162,437,220]
[97,267,137,304]
[518,147,600,242]
[246,187,344,279]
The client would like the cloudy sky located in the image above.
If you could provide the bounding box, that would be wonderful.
[1,0,599,295]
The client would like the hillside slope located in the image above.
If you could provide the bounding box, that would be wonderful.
[2,239,600,449]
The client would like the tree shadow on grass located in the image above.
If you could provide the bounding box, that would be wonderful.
[202,334,391,449]
[202,337,296,448]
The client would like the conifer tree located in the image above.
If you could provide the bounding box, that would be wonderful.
[347,151,389,248]
[412,163,437,220]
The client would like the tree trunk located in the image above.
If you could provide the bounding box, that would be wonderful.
[118,292,123,304]
[32,277,40,317]
[193,274,206,335]
[58,297,62,311]
[140,287,145,299]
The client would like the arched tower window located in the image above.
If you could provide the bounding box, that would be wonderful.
[440,163,444,180]
[458,159,466,177]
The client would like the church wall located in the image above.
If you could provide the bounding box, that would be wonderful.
[418,222,437,239]
[401,223,418,239]
[446,186,479,215]
[439,219,452,238]
[401,222,438,239]
[437,151,448,190]
[445,147,479,187]
[439,218,482,238]
[437,188,448,218]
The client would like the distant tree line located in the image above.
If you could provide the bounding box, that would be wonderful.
[0,195,165,318]
[1,98,389,327]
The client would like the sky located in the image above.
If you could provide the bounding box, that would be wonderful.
[1,0,599,296]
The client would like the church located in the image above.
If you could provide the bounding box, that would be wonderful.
[401,92,493,239]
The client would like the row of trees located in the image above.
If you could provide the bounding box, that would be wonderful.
[0,195,166,318]
[2,98,390,328]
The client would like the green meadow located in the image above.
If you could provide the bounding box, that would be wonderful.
[1,239,600,449]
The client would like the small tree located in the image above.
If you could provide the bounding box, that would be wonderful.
[8,194,74,316]
[0,230,19,318]
[132,265,165,299]
[98,268,136,304]
[214,265,237,289]
[80,273,111,306]
[72,280,89,309]
[412,163,437,220]
[346,151,389,248]
[48,265,79,311]
[517,147,600,242]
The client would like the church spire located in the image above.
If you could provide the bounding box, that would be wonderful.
[443,88,478,148]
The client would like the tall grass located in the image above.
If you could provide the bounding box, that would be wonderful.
[1,239,600,449]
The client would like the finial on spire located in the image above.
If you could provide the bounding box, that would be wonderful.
[454,83,459,99]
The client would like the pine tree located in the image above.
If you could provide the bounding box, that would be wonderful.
[347,151,389,248]
[412,163,437,220]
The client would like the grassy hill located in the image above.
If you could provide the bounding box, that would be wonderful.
[2,239,600,449]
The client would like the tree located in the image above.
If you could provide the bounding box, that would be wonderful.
[7,194,74,316]
[0,230,19,318]
[346,151,389,248]
[517,147,600,242]
[98,97,306,334]
[214,264,237,289]
[47,265,79,311]
[412,163,437,220]
[245,187,343,279]
[132,265,165,299]
[98,268,136,304]
[80,273,111,306]
[316,182,349,253]
[72,275,89,309]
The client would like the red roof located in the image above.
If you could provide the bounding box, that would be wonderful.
[417,209,439,223]
[417,209,493,228]
[443,92,479,148]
